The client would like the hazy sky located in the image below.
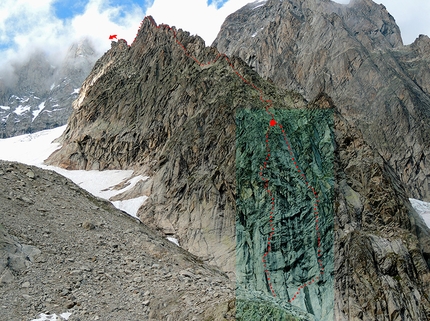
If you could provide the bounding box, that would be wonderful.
[0,0,429,72]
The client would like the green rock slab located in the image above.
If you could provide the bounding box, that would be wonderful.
[235,108,334,320]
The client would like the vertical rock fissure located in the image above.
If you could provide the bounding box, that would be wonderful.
[236,108,334,320]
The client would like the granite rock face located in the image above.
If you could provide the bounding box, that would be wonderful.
[0,39,98,138]
[45,13,430,320]
[213,0,430,202]
[46,16,312,275]
[235,107,335,320]
[334,111,430,320]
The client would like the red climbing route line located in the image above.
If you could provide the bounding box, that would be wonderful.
[140,16,323,303]
[131,17,276,119]
[259,118,324,301]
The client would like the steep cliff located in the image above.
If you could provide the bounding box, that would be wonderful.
[213,0,430,202]
[46,13,430,320]
[47,15,331,279]
[0,39,98,138]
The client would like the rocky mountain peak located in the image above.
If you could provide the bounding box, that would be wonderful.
[213,0,429,201]
[64,38,95,60]
[0,38,98,138]
[45,12,430,319]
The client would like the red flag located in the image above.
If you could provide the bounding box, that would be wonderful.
[109,35,117,40]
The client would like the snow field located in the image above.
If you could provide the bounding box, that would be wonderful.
[0,126,148,219]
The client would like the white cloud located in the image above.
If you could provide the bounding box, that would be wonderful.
[146,0,252,45]
[379,0,430,44]
[1,0,429,82]
[0,0,144,76]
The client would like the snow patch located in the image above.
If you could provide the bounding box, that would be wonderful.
[112,196,148,218]
[0,126,150,218]
[167,237,180,246]
[32,101,46,122]
[409,198,430,228]
[50,83,55,90]
[251,27,264,38]
[0,126,64,165]
[31,312,71,320]
[14,105,31,115]
[71,88,80,95]
[0,106,10,110]
[251,0,267,10]
[1,114,10,123]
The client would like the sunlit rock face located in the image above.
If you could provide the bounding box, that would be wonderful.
[213,0,430,203]
[236,108,335,320]
[45,7,430,319]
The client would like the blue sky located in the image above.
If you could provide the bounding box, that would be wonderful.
[207,0,229,9]
[52,0,87,20]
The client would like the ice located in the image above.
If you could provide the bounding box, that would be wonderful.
[32,101,46,122]
[409,198,430,228]
[14,105,31,115]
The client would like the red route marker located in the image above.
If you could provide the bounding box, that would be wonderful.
[109,34,117,40]
[141,15,324,303]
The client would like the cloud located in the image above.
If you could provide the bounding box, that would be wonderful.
[0,0,144,78]
[146,0,253,45]
[1,0,429,85]
[379,0,430,44]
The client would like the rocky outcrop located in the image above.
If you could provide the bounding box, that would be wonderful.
[213,0,430,202]
[235,105,335,320]
[334,111,430,320]
[46,16,314,276]
[0,160,234,321]
[0,39,98,138]
[45,12,430,320]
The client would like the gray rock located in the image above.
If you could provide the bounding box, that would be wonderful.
[213,0,430,203]
[82,221,95,230]
[21,281,30,288]
[26,171,35,179]
[0,160,234,321]
[0,270,14,284]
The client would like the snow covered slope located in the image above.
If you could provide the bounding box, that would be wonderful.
[0,126,148,218]
[409,198,430,229]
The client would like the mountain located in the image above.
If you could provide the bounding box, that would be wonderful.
[45,12,430,320]
[0,39,98,138]
[213,0,430,203]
